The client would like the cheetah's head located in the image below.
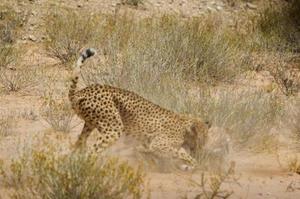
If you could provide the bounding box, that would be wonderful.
[183,118,211,157]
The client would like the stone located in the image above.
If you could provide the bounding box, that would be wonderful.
[216,6,223,11]
[28,35,37,42]
[246,2,257,10]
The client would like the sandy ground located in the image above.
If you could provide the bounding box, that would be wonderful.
[0,93,300,198]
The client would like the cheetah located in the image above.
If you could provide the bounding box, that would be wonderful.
[69,48,211,170]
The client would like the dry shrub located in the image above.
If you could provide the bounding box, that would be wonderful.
[254,0,300,52]
[0,114,14,138]
[0,66,39,92]
[194,89,282,148]
[0,4,28,44]
[77,13,249,87]
[283,97,300,148]
[287,156,300,175]
[0,45,14,69]
[271,61,300,96]
[121,0,144,7]
[185,162,236,199]
[0,139,145,199]
[45,8,102,65]
[41,96,75,133]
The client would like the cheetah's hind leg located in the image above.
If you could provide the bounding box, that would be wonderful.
[92,108,124,154]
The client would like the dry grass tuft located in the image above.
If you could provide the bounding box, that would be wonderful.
[184,162,236,199]
[193,90,282,149]
[0,4,28,44]
[0,45,14,69]
[40,96,75,133]
[45,8,101,65]
[0,115,14,138]
[287,156,300,175]
[0,138,145,199]
[283,98,300,149]
[254,0,300,52]
[121,0,144,7]
[94,14,248,85]
[0,66,39,92]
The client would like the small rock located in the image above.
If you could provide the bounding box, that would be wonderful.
[77,3,83,8]
[246,2,257,10]
[31,11,37,16]
[216,6,223,11]
[207,6,216,12]
[28,35,37,42]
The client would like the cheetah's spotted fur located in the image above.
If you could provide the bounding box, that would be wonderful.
[69,48,210,169]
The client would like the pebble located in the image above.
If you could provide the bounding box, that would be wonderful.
[216,6,223,11]
[246,2,258,10]
[28,35,37,42]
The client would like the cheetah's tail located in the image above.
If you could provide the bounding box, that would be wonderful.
[69,48,96,100]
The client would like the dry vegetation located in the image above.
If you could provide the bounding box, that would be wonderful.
[287,156,300,175]
[0,137,145,199]
[184,162,236,199]
[0,114,14,138]
[121,0,144,7]
[41,96,75,133]
[45,8,102,65]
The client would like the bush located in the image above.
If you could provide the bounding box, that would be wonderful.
[0,114,14,138]
[45,8,101,65]
[121,0,143,7]
[287,156,300,175]
[40,96,75,133]
[0,66,39,92]
[0,142,145,199]
[254,1,300,52]
[195,89,282,147]
[0,4,27,44]
[0,45,14,69]
[82,14,249,91]
[284,97,300,149]
[184,162,236,199]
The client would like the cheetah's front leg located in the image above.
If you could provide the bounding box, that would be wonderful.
[147,137,197,171]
